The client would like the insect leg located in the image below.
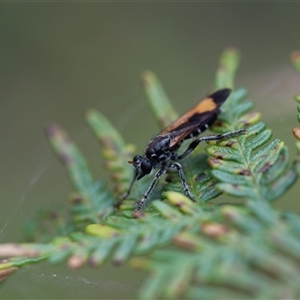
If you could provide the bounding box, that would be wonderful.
[178,129,247,160]
[136,168,166,211]
[114,172,138,209]
[169,162,195,201]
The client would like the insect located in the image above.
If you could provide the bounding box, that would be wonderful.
[117,88,247,212]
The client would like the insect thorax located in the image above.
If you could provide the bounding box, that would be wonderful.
[145,135,179,167]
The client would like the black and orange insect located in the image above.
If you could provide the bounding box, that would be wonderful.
[117,88,247,211]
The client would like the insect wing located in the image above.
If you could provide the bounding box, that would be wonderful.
[161,88,231,146]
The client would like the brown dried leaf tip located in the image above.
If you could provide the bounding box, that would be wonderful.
[293,128,300,140]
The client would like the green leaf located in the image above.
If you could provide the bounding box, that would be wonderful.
[215,47,240,90]
[45,124,114,225]
[45,123,94,194]
[85,109,133,196]
[1,48,300,300]
[141,70,178,128]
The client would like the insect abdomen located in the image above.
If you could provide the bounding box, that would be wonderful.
[184,114,219,140]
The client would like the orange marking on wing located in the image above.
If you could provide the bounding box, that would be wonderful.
[160,97,217,135]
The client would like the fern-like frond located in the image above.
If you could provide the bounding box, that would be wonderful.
[0,203,203,269]
[132,193,300,299]
[290,50,300,176]
[45,123,114,226]
[22,207,73,242]
[85,109,133,197]
[141,70,178,128]
[157,49,297,206]
[1,48,300,300]
[205,50,298,203]
[215,47,240,90]
[85,108,158,210]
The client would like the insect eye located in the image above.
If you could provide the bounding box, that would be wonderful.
[141,160,152,174]
[133,155,142,163]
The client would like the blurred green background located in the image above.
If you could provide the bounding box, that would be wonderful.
[1,3,300,299]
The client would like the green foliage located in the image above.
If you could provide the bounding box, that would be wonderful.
[1,48,300,299]
[290,51,300,174]
[141,70,178,128]
[45,123,114,227]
